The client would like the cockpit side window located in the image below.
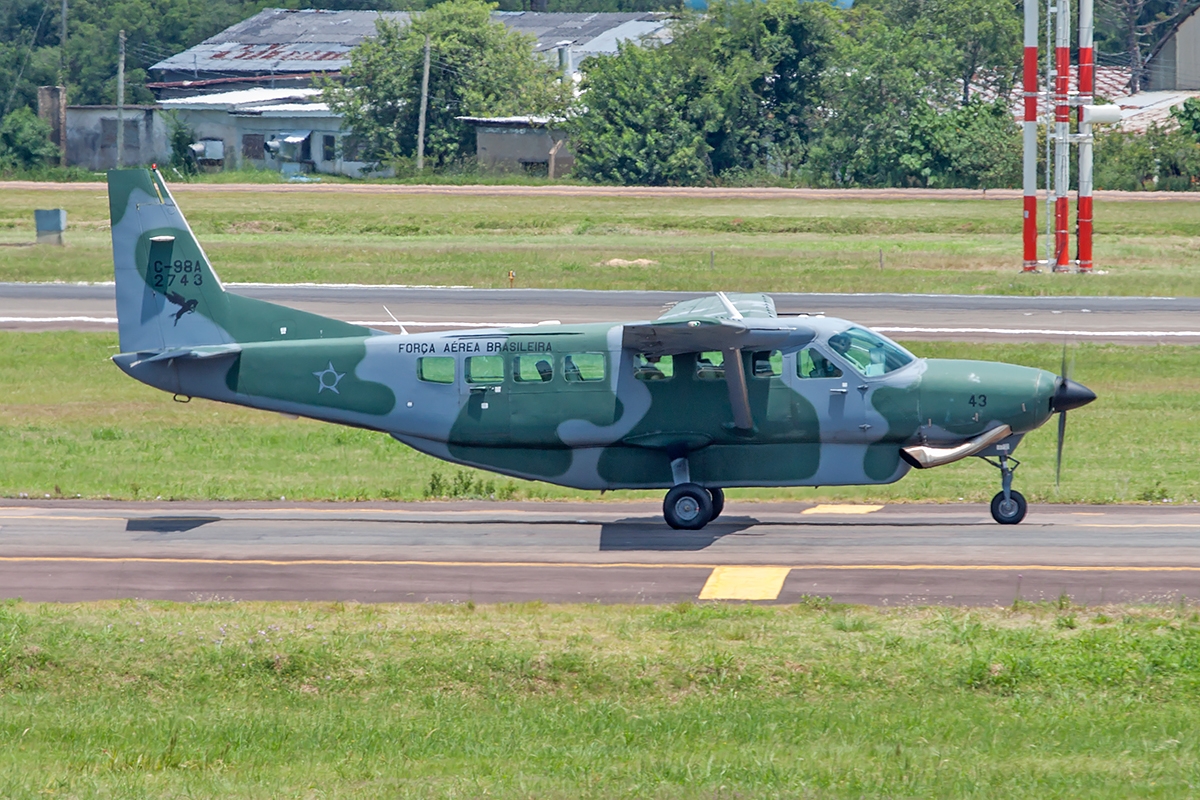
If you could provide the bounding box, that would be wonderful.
[795,346,843,379]
[826,327,914,376]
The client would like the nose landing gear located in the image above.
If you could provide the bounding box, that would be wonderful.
[982,453,1027,524]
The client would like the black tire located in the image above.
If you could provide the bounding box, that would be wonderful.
[707,487,725,520]
[990,490,1027,525]
[664,483,714,530]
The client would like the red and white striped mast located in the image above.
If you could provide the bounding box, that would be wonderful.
[1053,0,1072,271]
[1021,0,1039,271]
[1076,0,1094,271]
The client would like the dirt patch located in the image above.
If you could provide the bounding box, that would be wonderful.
[597,258,659,267]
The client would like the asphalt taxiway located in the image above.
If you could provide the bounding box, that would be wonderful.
[4,283,1200,342]
[3,501,1199,606]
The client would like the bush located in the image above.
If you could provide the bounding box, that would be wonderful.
[0,107,59,171]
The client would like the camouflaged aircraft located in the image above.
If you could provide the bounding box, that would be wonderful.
[108,168,1096,529]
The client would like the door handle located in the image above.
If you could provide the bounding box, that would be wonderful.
[830,388,848,394]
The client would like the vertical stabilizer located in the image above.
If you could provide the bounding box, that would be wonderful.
[108,168,374,354]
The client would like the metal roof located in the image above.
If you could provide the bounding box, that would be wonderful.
[151,8,670,77]
[158,87,322,110]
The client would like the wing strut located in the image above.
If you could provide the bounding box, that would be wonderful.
[725,348,754,430]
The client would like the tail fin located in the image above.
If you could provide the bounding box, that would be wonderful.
[108,168,373,353]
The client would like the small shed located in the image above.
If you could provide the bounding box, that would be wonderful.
[63,105,171,170]
[457,116,574,177]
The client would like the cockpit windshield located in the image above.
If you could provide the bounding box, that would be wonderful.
[825,327,915,376]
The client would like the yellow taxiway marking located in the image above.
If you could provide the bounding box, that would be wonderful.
[801,504,884,515]
[3,557,1200,572]
[699,566,792,600]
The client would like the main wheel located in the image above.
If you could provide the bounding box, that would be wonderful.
[664,483,714,530]
[707,487,725,520]
[990,490,1027,525]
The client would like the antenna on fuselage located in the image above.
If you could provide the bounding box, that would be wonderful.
[383,306,408,335]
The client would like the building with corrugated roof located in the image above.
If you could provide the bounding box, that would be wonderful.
[1145,6,1200,91]
[148,8,672,98]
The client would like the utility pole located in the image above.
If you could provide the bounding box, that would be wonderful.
[58,0,68,166]
[116,30,125,168]
[416,34,431,172]
[59,0,67,82]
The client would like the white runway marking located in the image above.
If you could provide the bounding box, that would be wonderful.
[874,326,1200,338]
[5,317,1199,340]
[0,316,119,324]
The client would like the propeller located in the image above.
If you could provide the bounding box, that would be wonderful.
[1050,343,1096,488]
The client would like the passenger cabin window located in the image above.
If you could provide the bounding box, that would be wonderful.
[634,354,673,381]
[695,351,724,380]
[417,356,454,384]
[827,327,915,376]
[752,350,782,378]
[796,347,843,379]
[563,353,605,382]
[465,355,504,384]
[514,355,554,383]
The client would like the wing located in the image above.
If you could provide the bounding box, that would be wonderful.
[623,293,815,431]
[129,343,242,367]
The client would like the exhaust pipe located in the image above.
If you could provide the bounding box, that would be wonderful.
[900,424,1013,470]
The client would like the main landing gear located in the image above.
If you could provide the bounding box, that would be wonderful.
[982,453,1027,525]
[663,484,725,530]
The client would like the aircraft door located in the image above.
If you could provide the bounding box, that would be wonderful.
[786,345,871,443]
[451,354,510,444]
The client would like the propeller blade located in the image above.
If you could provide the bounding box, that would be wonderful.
[1056,409,1067,488]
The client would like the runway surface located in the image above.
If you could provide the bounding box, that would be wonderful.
[4,283,1200,342]
[3,501,1200,606]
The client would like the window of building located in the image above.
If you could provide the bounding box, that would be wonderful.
[826,327,915,376]
[514,355,554,383]
[465,355,504,384]
[417,356,454,384]
[562,353,605,382]
[695,351,724,380]
[322,134,336,162]
[796,347,843,379]
[633,354,673,381]
[242,134,265,159]
[752,350,782,378]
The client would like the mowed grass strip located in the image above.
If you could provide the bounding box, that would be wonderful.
[2,187,1200,294]
[2,331,1197,505]
[1,599,1199,798]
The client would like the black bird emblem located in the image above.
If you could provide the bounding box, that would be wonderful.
[164,291,198,325]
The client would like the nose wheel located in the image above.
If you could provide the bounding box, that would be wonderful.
[982,453,1027,525]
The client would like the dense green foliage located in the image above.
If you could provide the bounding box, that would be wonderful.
[571,0,832,184]
[4,600,1200,797]
[0,107,58,170]
[570,0,1023,186]
[324,0,572,170]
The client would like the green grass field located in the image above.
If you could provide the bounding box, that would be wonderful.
[3,331,1197,505]
[2,599,1199,798]
[3,187,1200,295]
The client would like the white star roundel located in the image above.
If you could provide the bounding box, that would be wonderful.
[313,362,345,394]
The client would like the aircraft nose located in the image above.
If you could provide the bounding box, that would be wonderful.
[1050,378,1097,413]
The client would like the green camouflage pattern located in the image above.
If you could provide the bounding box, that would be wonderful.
[109,169,1061,492]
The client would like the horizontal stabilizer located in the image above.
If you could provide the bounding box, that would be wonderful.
[129,343,242,367]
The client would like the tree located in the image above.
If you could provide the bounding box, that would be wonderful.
[568,42,711,185]
[570,0,834,184]
[325,0,572,169]
[0,107,60,170]
[805,5,960,186]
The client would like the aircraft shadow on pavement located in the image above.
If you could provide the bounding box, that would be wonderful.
[598,516,757,551]
[126,516,220,533]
